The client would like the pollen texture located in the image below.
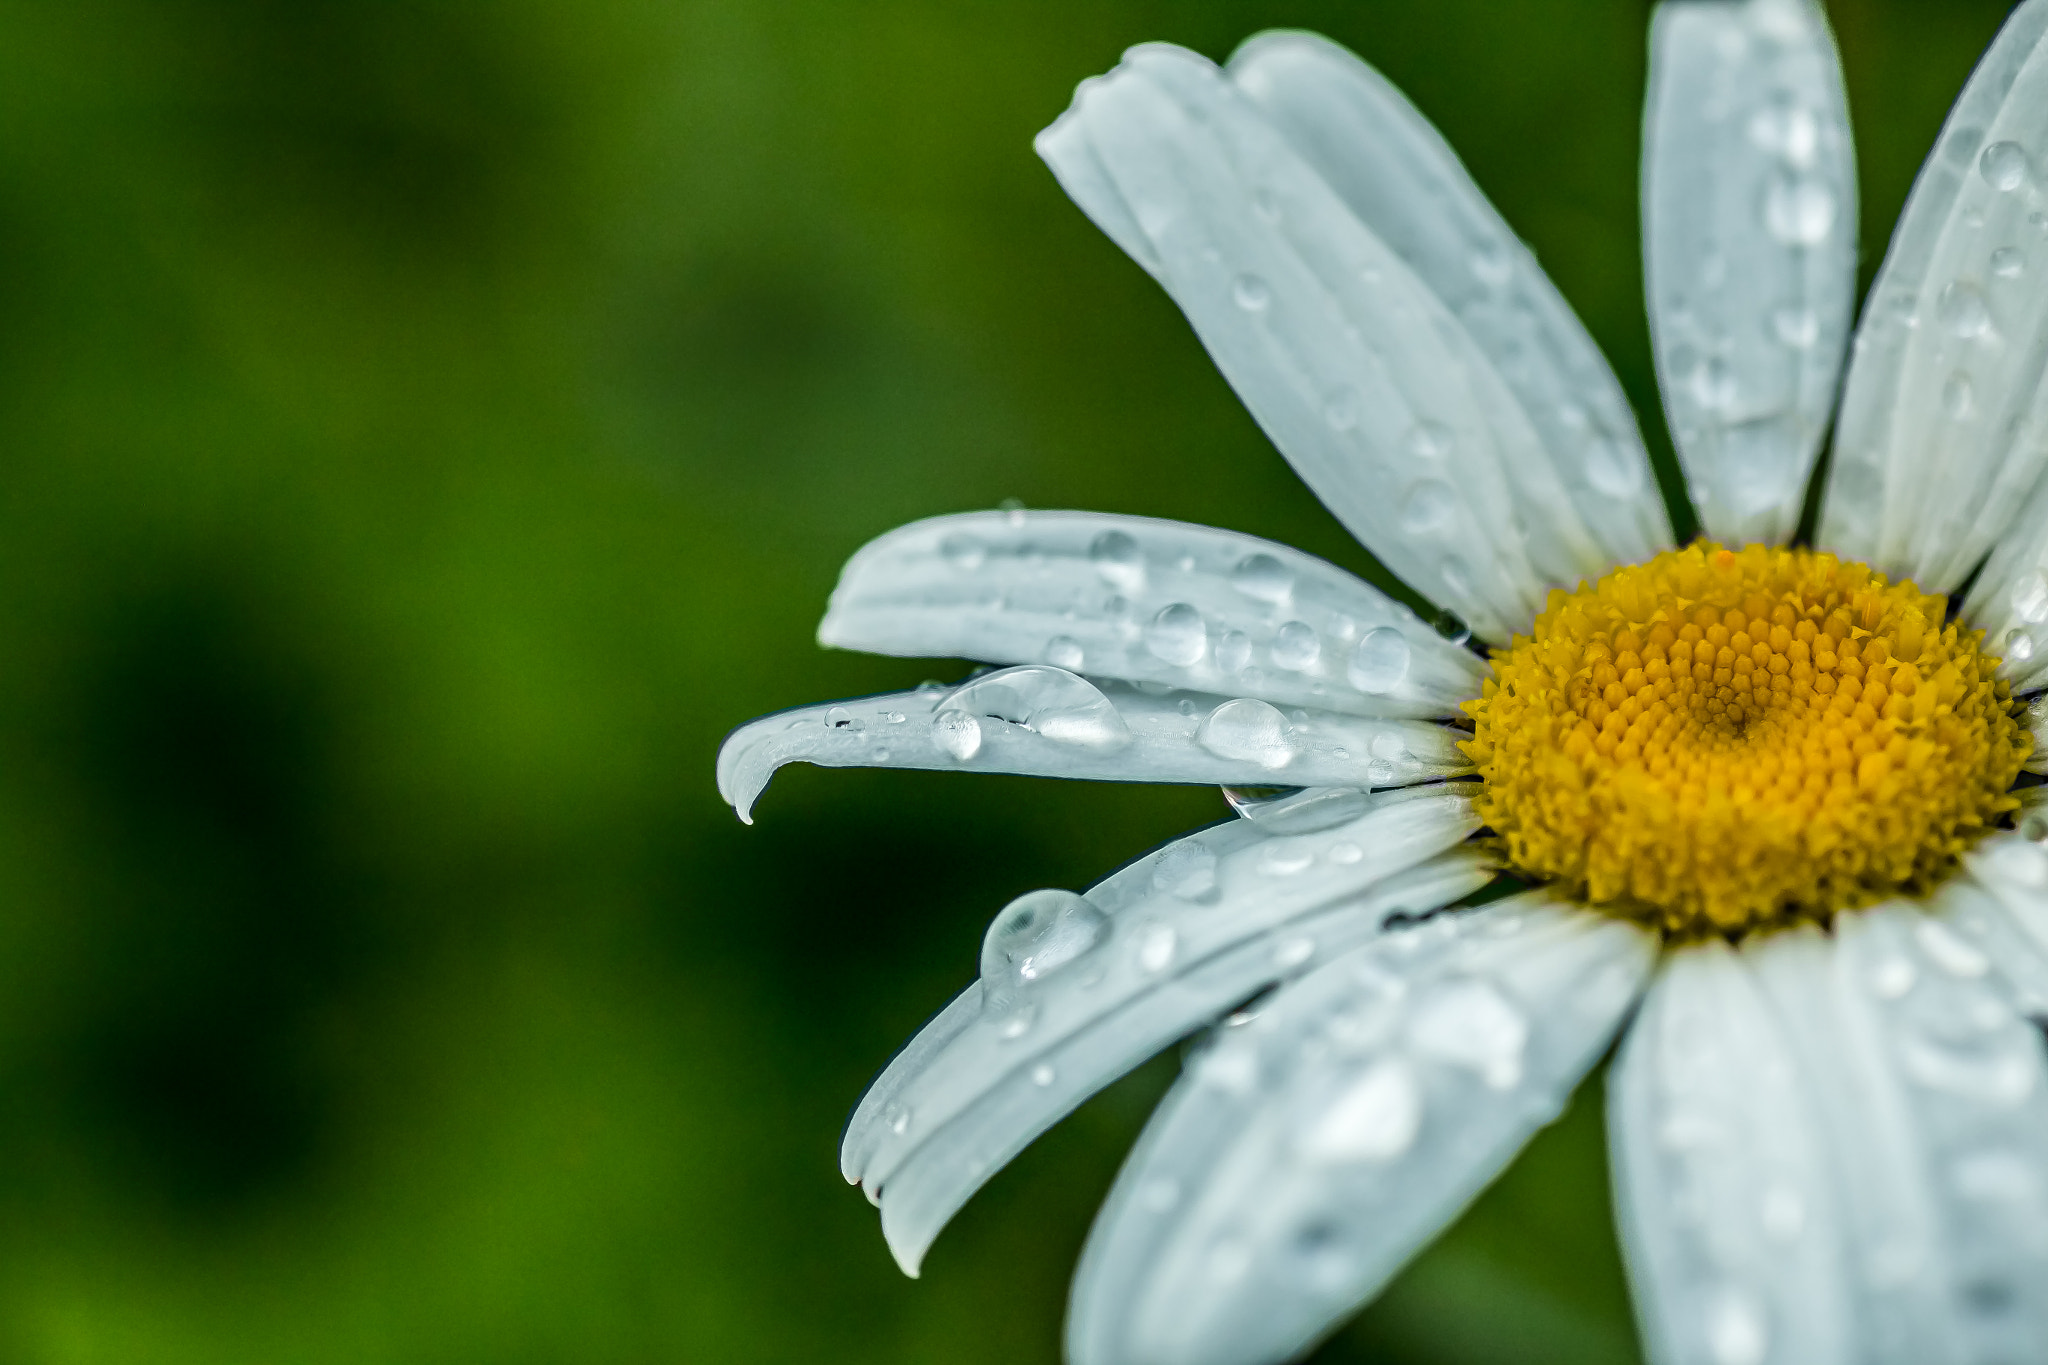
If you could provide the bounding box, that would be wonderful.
[1461,543,2031,935]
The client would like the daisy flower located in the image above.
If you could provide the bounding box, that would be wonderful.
[716,1,2048,1360]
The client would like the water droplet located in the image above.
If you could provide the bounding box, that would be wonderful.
[1324,386,1360,432]
[1329,842,1363,864]
[1982,139,2032,191]
[870,746,891,762]
[1349,627,1412,694]
[1089,529,1146,591]
[1748,100,1819,167]
[1584,438,1643,497]
[1399,480,1457,533]
[1136,924,1178,973]
[1871,956,1916,1000]
[1470,247,1513,287]
[2011,570,2048,624]
[1772,306,1819,349]
[1994,246,2027,279]
[1939,280,1992,338]
[1271,620,1322,671]
[1043,635,1085,671]
[1199,698,1295,769]
[2005,627,2035,663]
[1232,274,1271,311]
[1410,979,1528,1088]
[827,706,860,731]
[1302,1060,1421,1162]
[940,666,1132,752]
[1406,421,1453,460]
[1706,1287,1768,1365]
[1151,841,1218,900]
[1215,629,1253,673]
[1945,371,1978,421]
[1273,936,1315,969]
[980,889,1108,1002]
[1763,175,1836,245]
[940,533,985,571]
[1257,839,1315,876]
[1030,1063,1055,1087]
[1369,732,1407,762]
[1146,603,1208,666]
[1918,920,1990,977]
[1231,553,1293,603]
[1176,697,1198,719]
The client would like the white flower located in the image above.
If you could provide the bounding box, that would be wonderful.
[717,3,2048,1362]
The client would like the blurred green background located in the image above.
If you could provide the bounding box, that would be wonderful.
[0,0,2013,1361]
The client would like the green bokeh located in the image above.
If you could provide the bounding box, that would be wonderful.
[0,0,2010,1361]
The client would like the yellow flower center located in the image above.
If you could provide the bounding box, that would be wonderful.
[1461,543,2031,935]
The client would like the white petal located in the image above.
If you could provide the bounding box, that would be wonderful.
[840,791,1489,1274]
[715,671,1472,823]
[1067,893,1656,1365]
[1822,0,2048,589]
[1037,44,1616,642]
[1740,907,2048,1363]
[818,510,1484,719]
[1960,484,2048,688]
[1962,831,2048,986]
[1644,0,1857,547]
[1228,31,1670,566]
[1610,939,1854,1365]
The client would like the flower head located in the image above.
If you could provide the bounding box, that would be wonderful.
[719,2,2048,1362]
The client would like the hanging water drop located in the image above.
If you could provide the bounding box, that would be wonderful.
[1146,603,1208,666]
[1405,422,1453,460]
[1215,629,1253,673]
[931,708,983,761]
[1993,246,2027,279]
[1349,627,1411,693]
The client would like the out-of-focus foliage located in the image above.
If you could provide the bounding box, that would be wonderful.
[0,0,2009,1360]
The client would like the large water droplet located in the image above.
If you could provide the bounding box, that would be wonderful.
[1199,698,1295,769]
[1399,480,1457,534]
[1089,529,1146,591]
[1215,629,1253,673]
[1410,979,1528,1088]
[940,666,1132,751]
[1763,176,1836,245]
[1146,603,1208,666]
[1772,306,1819,349]
[1349,627,1411,693]
[1043,635,1085,671]
[1151,841,1219,900]
[1939,280,1992,338]
[1232,274,1271,311]
[1271,620,1322,671]
[1301,1060,1421,1162]
[980,889,1107,1004]
[1982,139,2032,192]
[940,533,986,571]
[2010,570,2048,624]
[1231,553,1293,604]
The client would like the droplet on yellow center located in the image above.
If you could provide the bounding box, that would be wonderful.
[1461,543,2031,934]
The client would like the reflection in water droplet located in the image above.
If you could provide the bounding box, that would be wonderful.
[1147,603,1208,666]
[1349,627,1412,693]
[1406,422,1453,460]
[1982,140,2032,192]
[1772,307,1819,349]
[1271,621,1322,671]
[1231,553,1293,603]
[1233,274,1271,311]
[941,666,1132,751]
[828,706,862,731]
[1939,281,1992,338]
[1763,176,1836,245]
[1152,841,1219,900]
[1089,529,1146,591]
[1329,842,1363,865]
[1302,1060,1421,1162]
[1400,480,1457,533]
[1044,635,1085,671]
[1199,698,1295,769]
[980,889,1107,1006]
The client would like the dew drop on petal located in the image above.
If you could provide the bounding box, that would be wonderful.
[1329,841,1363,865]
[1301,1060,1421,1162]
[1146,603,1208,666]
[1043,635,1085,671]
[1151,841,1219,900]
[1273,936,1315,969]
[1231,552,1294,604]
[1349,627,1411,694]
[1215,629,1253,673]
[932,708,983,760]
[1945,372,1978,421]
[980,889,1108,999]
[1199,698,1295,769]
[1982,140,2032,192]
[1232,274,1271,311]
[1400,480,1457,533]
[1136,924,1178,974]
[1939,281,1992,338]
[1271,620,1322,671]
[1257,839,1315,877]
[1089,529,1146,591]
